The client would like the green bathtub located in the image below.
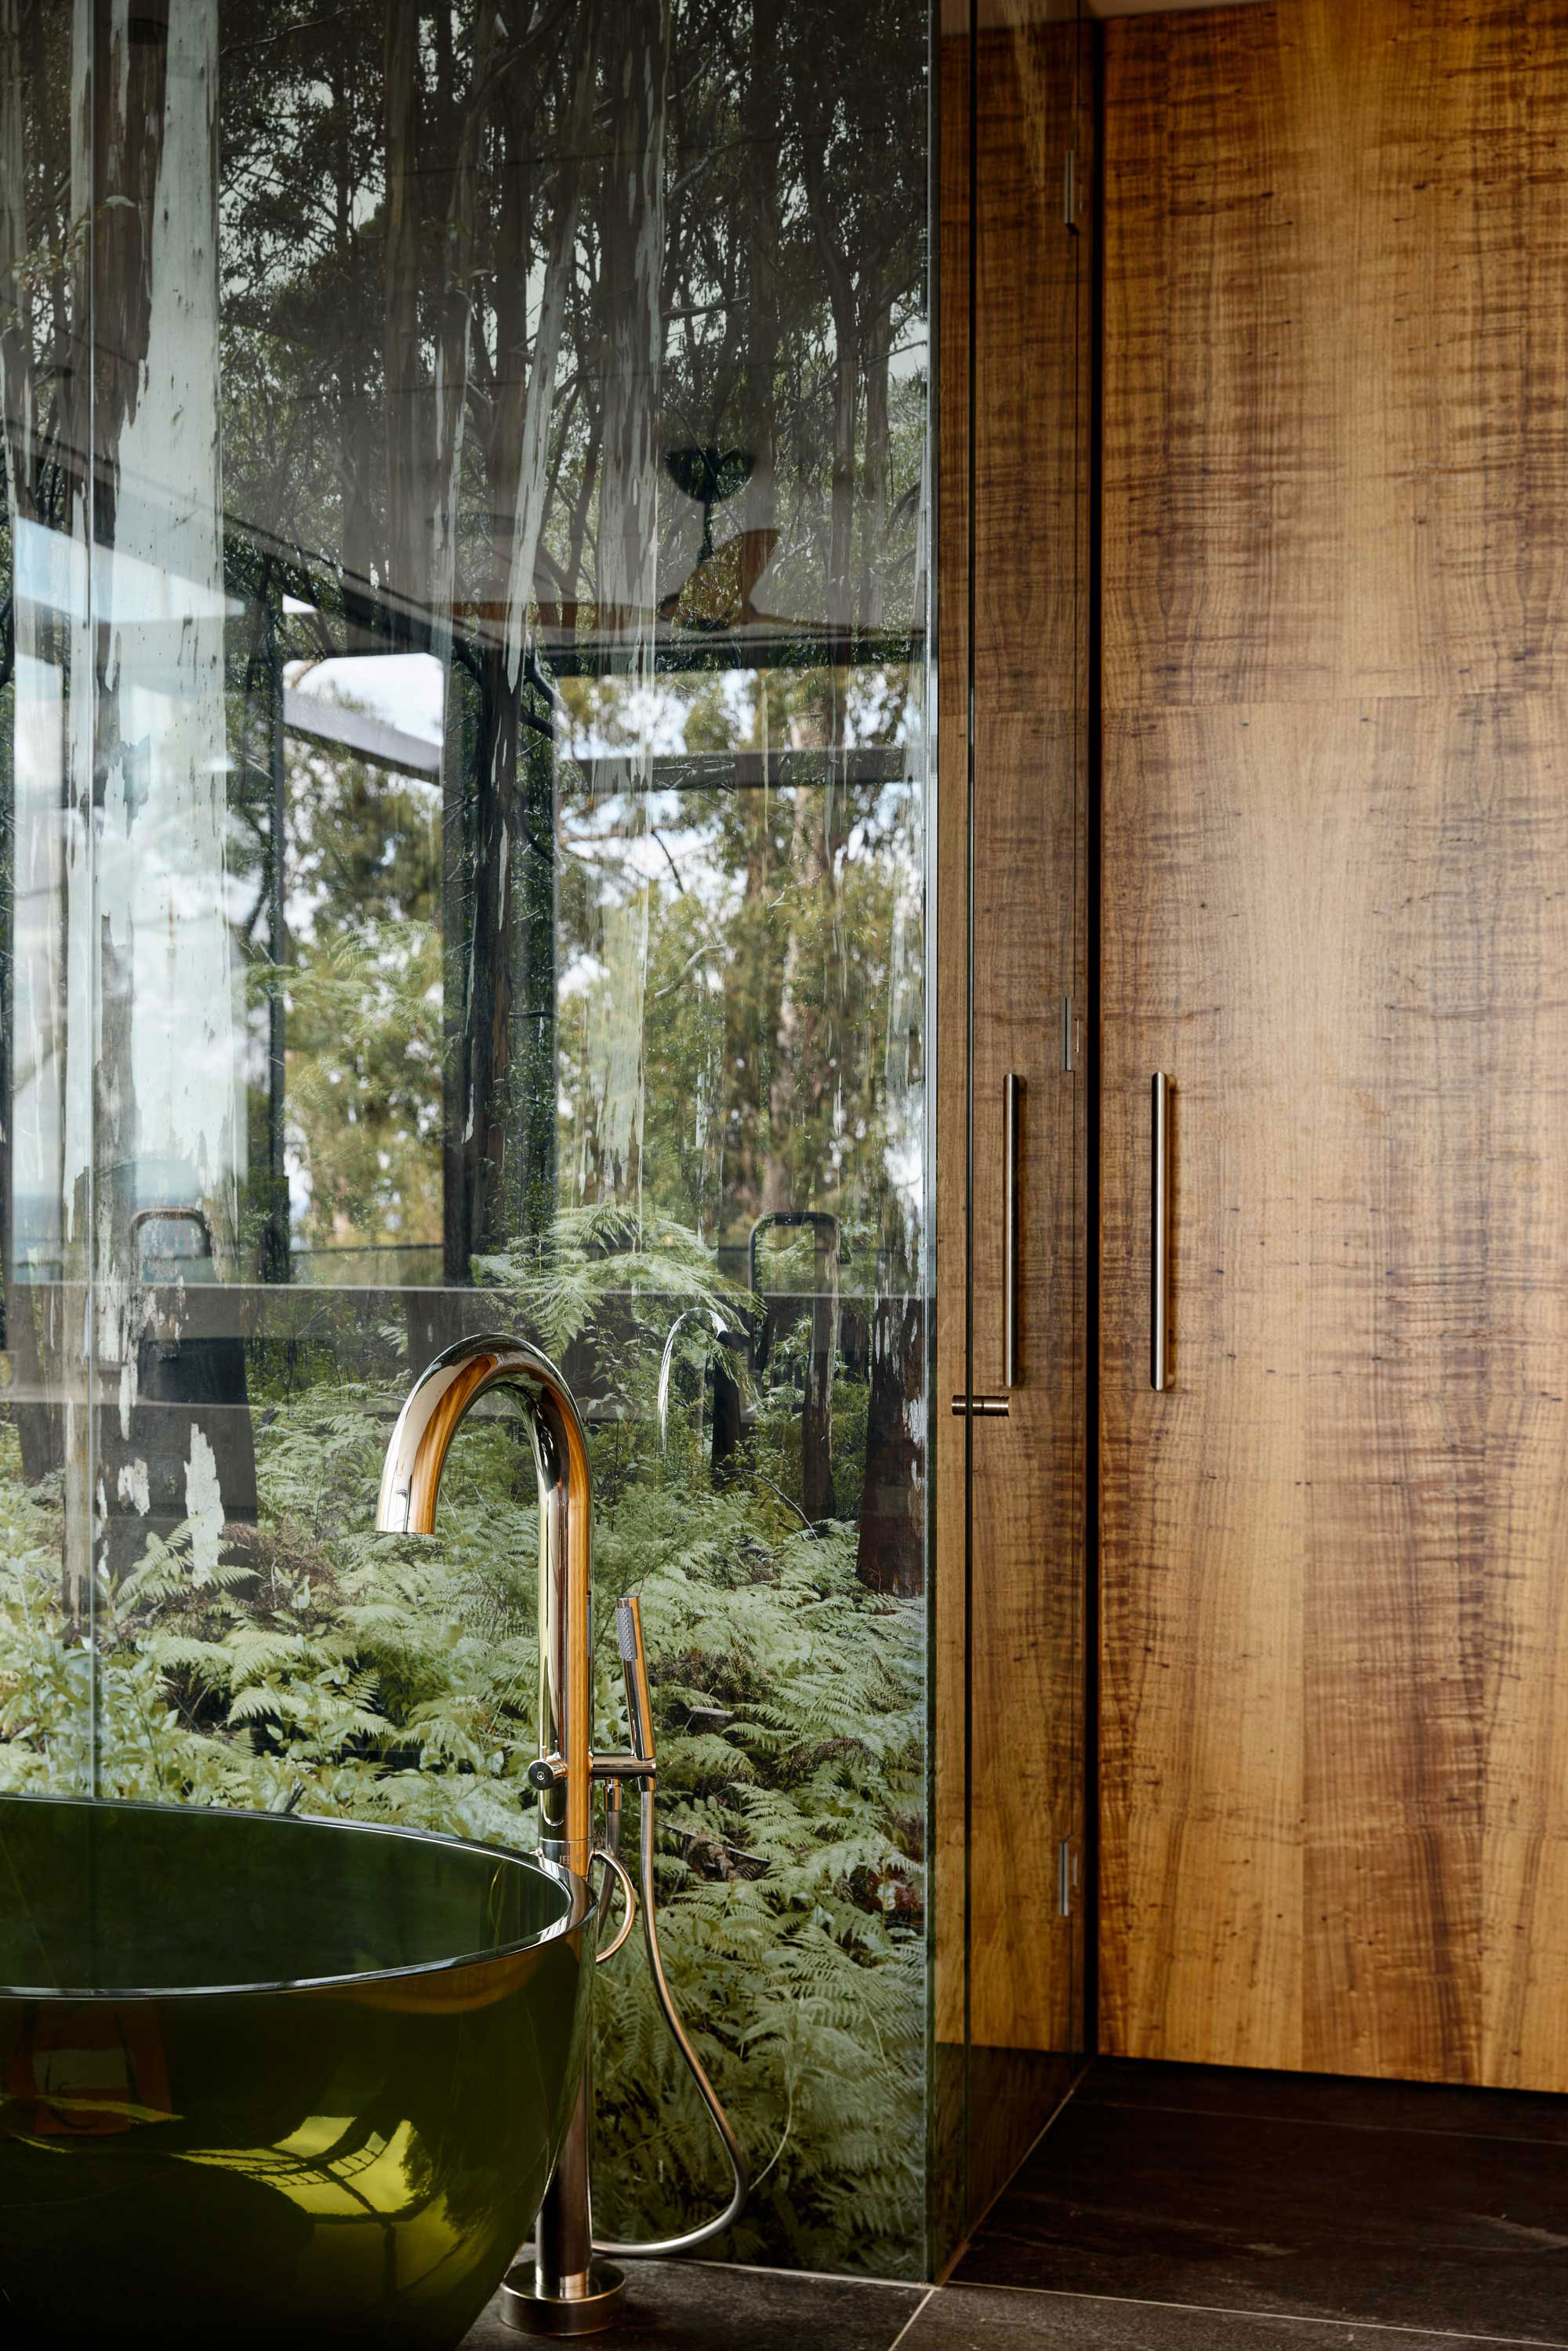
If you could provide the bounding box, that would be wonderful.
[0,1794,593,2349]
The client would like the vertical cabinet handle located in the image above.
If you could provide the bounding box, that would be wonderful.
[950,1074,1022,1421]
[1150,1073,1169,1391]
[1004,1072,1022,1390]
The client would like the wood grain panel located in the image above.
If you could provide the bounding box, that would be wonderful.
[1101,0,1568,2087]
[934,11,971,2061]
[935,2,1091,2073]
[1100,4,1341,709]
[971,3,1087,2062]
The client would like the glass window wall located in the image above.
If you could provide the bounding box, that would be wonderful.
[0,0,932,2280]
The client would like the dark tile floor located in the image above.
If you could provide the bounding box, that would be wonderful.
[463,2058,1568,2348]
[462,2258,924,2349]
[953,2056,1568,2342]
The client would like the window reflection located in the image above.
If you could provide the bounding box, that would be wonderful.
[0,0,932,2279]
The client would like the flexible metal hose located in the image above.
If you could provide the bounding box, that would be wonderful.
[592,1774,750,2258]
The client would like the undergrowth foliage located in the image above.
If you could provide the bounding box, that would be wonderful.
[0,1211,927,2276]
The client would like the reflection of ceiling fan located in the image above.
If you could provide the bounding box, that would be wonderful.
[661,445,775,632]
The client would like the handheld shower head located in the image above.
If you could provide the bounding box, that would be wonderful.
[615,1596,655,1771]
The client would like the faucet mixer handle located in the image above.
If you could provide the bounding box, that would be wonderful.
[616,1596,656,1774]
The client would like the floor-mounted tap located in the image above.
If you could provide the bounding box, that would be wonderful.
[376,1332,746,2337]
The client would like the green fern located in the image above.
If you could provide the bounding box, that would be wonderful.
[0,1206,926,2277]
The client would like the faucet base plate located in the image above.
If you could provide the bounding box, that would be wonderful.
[498,2260,628,2338]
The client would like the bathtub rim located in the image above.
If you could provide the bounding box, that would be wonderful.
[0,1790,591,2003]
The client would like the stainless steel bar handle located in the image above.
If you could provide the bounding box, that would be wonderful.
[1004,1072,1022,1390]
[1151,1073,1169,1392]
[950,1074,1023,1422]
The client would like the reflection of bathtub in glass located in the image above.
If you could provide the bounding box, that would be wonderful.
[0,1795,593,2350]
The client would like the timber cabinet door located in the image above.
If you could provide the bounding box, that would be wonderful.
[1098,0,1568,2090]
[935,0,1092,2231]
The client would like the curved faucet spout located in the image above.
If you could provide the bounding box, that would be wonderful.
[375,1332,593,1872]
[376,1328,748,2320]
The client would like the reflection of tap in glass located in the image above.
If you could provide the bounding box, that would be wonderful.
[130,1204,215,1284]
[656,1306,737,1456]
[750,1212,841,1523]
[659,1306,815,1532]
[123,1199,259,1561]
[375,1333,746,2337]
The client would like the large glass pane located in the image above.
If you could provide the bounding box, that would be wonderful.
[0,2,90,1793]
[0,0,934,2284]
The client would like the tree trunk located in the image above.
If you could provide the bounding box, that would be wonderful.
[856,1292,924,1594]
[595,0,670,647]
[740,0,782,543]
[437,24,596,1299]
[0,0,27,1366]
[0,1,71,1489]
[861,288,894,631]
[579,0,670,1209]
[801,129,861,640]
[383,0,425,628]
[85,0,254,1589]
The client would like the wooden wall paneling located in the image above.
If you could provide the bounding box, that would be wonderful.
[937,0,1090,2084]
[970,2,1084,2065]
[1099,0,1568,2088]
[1067,0,1091,2031]
[934,9,972,2066]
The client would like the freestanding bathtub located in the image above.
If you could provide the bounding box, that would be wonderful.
[0,1793,593,2349]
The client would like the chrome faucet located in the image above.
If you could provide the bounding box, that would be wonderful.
[376,1332,746,2337]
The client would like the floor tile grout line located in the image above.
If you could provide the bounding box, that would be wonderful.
[1077,2094,1568,2154]
[692,2256,925,2295]
[946,2280,1568,2350]
[885,2286,937,2350]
